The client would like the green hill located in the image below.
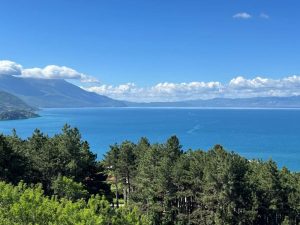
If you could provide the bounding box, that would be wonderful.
[0,91,38,120]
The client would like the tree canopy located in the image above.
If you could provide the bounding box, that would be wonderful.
[0,125,299,224]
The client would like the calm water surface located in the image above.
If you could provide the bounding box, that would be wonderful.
[0,108,299,171]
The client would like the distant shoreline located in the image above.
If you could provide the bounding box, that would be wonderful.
[36,106,300,110]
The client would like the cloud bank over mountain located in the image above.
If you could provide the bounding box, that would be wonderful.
[85,76,300,102]
[0,61,22,76]
[2,60,300,102]
[0,60,98,83]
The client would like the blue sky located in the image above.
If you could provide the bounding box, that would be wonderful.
[1,0,300,101]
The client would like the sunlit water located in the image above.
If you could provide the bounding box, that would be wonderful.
[0,108,299,171]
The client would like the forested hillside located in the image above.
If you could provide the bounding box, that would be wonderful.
[0,91,38,120]
[0,91,35,112]
[0,126,299,224]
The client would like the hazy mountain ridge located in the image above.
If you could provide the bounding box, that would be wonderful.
[0,75,125,108]
[126,96,300,108]
[2,75,300,108]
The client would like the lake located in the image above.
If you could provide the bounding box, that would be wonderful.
[0,108,299,171]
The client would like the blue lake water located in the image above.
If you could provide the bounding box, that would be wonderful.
[0,108,299,171]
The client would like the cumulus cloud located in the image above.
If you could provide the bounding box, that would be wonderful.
[233,12,252,19]
[227,76,300,98]
[22,65,82,79]
[0,60,22,76]
[2,61,299,102]
[0,60,99,83]
[85,81,223,102]
[22,65,99,83]
[84,76,300,102]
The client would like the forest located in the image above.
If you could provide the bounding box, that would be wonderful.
[0,124,299,225]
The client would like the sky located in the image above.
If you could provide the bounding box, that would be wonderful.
[1,0,300,102]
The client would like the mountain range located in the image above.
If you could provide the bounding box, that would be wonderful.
[2,75,300,109]
[0,75,125,108]
[126,96,300,108]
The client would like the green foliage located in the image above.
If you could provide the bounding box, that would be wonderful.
[3,124,108,197]
[51,175,88,201]
[0,134,26,183]
[1,126,300,225]
[104,139,300,225]
[0,181,148,225]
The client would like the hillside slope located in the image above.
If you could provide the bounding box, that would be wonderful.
[0,91,35,112]
[0,75,125,108]
[0,91,38,120]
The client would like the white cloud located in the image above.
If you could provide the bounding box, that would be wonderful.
[86,81,225,102]
[84,76,300,102]
[229,76,270,89]
[226,76,300,98]
[0,60,99,83]
[22,65,82,79]
[0,60,22,76]
[260,13,270,19]
[84,81,224,102]
[22,65,99,83]
[233,12,252,19]
[80,75,99,83]
[2,60,300,102]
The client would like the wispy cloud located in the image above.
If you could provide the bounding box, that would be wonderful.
[84,76,300,102]
[0,60,99,83]
[233,12,270,20]
[233,12,252,19]
[260,13,270,19]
